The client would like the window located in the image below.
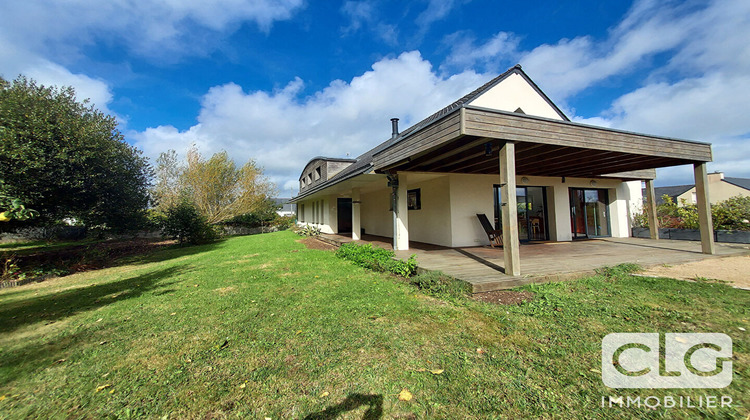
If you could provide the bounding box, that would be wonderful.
[306,174,312,185]
[407,189,421,210]
[299,204,305,222]
[300,180,304,189]
[314,166,321,181]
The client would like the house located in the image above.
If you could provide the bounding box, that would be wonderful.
[290,65,716,276]
[272,198,296,217]
[649,172,750,205]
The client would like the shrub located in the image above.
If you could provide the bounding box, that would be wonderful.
[294,224,321,237]
[274,215,296,230]
[712,196,750,231]
[409,271,471,297]
[635,194,750,231]
[161,200,219,245]
[335,242,418,277]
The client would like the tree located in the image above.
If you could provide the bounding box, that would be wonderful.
[0,76,151,231]
[154,146,276,224]
[0,187,38,222]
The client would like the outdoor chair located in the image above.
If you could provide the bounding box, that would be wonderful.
[476,214,503,248]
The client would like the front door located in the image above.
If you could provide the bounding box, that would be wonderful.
[569,188,610,238]
[493,185,549,242]
[337,198,352,234]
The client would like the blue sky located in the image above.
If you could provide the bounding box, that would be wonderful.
[1,0,749,194]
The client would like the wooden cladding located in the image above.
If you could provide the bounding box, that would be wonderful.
[373,107,712,172]
[373,111,462,170]
[462,107,712,161]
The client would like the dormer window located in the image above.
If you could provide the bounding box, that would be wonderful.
[314,167,321,181]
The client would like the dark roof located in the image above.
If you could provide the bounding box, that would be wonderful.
[723,177,750,191]
[291,65,568,202]
[644,185,694,205]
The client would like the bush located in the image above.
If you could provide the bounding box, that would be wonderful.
[712,196,750,230]
[635,194,750,231]
[335,242,418,277]
[409,271,471,297]
[225,212,296,231]
[274,215,296,230]
[161,200,219,245]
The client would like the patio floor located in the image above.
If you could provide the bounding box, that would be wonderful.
[319,234,750,292]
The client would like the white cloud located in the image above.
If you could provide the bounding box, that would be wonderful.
[0,0,305,125]
[0,0,304,61]
[416,0,464,31]
[339,1,399,45]
[132,51,487,192]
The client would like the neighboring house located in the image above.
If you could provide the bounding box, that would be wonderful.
[273,198,296,217]
[290,65,716,275]
[649,173,750,205]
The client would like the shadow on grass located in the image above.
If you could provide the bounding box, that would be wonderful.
[303,393,383,420]
[0,265,186,334]
[117,239,226,266]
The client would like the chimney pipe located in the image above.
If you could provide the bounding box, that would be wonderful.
[391,118,399,138]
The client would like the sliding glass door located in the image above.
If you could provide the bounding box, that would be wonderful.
[569,188,610,238]
[493,185,549,242]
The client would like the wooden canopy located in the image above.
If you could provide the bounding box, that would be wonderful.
[373,106,712,177]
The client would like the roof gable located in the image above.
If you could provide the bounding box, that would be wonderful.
[466,66,568,121]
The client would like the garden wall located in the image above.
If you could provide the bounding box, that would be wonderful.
[1,225,279,243]
[631,227,750,244]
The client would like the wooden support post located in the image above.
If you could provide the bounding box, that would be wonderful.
[693,163,715,254]
[645,179,659,240]
[352,188,361,241]
[499,142,521,276]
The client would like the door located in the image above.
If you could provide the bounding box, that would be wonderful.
[493,186,549,242]
[337,198,352,234]
[569,188,610,238]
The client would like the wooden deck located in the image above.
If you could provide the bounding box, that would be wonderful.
[320,234,750,292]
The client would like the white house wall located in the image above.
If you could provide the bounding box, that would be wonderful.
[297,196,336,234]
[468,73,565,120]
[403,176,453,247]
[299,173,643,247]
[360,188,392,238]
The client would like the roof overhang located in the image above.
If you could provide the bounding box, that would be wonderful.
[289,172,387,203]
[373,106,712,179]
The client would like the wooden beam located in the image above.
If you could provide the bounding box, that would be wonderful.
[462,108,712,161]
[408,138,489,170]
[499,142,520,276]
[693,163,715,254]
[645,179,659,240]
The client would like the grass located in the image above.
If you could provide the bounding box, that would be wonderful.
[0,231,747,419]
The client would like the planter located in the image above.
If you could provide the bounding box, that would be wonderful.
[631,227,750,244]
[667,228,701,241]
[716,230,750,244]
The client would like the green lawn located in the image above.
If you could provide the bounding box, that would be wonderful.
[0,231,747,419]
